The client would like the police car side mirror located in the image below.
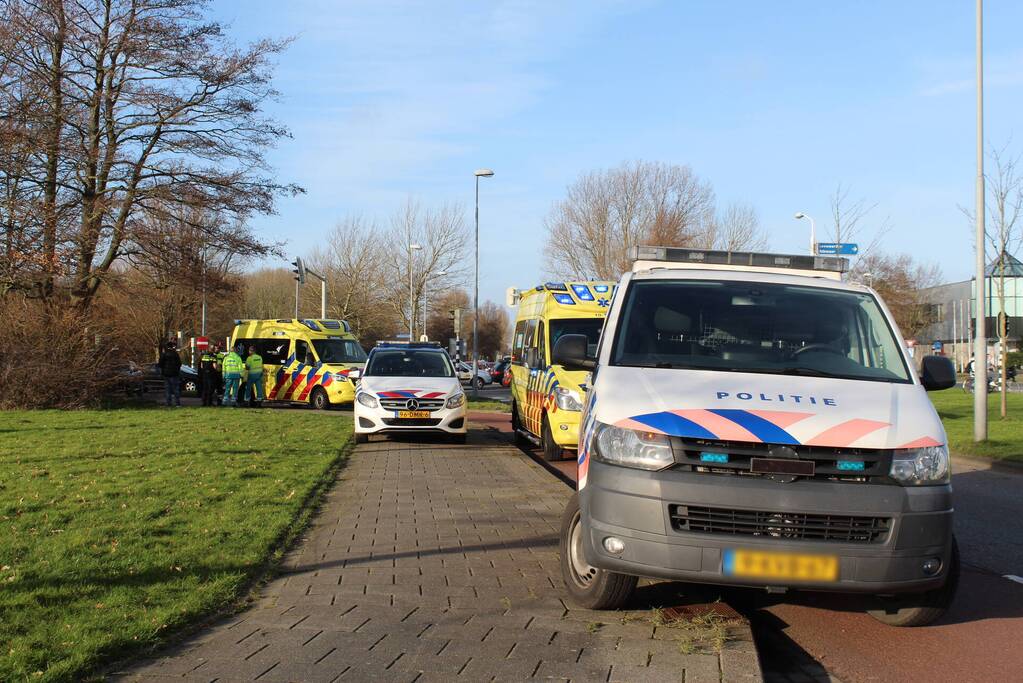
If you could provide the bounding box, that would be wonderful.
[552,334,595,371]
[920,355,956,391]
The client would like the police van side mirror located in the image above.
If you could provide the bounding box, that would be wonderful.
[920,355,956,391]
[552,334,595,371]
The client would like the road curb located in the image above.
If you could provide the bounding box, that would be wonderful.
[953,453,1023,474]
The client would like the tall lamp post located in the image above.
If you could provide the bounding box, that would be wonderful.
[473,168,494,396]
[794,212,816,255]
[974,0,987,441]
[408,243,422,340]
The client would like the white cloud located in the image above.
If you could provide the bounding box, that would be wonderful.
[917,50,1023,97]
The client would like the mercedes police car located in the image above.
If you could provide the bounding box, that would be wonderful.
[354,342,467,444]
[555,247,958,627]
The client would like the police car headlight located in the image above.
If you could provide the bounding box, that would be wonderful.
[593,423,674,471]
[890,445,950,485]
[555,387,583,411]
[446,393,465,409]
[356,392,378,409]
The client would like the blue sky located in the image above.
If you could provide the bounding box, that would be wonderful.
[216,0,1023,306]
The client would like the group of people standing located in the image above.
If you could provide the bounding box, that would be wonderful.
[157,340,265,407]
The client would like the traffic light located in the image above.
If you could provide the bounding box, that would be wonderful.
[291,257,306,284]
[449,308,462,337]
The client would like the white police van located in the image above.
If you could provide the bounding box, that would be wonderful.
[554,247,958,627]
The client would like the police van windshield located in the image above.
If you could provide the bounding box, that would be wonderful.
[611,280,911,383]
[365,349,455,378]
[550,318,603,359]
[312,339,367,364]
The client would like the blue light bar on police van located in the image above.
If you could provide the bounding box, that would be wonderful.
[630,246,848,273]
[552,293,576,305]
[571,284,594,301]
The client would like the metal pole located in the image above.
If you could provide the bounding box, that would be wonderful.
[295,278,300,319]
[409,244,414,340]
[321,279,326,320]
[809,215,816,255]
[974,0,987,441]
[472,176,480,397]
[201,243,207,336]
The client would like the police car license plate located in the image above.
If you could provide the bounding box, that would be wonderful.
[723,549,838,582]
[397,410,430,419]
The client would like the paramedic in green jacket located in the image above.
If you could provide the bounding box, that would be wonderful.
[221,345,244,407]
[244,345,265,407]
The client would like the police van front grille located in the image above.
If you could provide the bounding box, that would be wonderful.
[668,504,890,544]
[379,398,445,412]
[671,437,893,483]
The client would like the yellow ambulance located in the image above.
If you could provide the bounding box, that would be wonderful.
[507,282,615,460]
[229,319,366,409]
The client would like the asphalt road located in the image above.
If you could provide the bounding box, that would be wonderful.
[474,409,1023,683]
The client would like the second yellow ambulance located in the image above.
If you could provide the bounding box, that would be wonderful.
[507,281,615,460]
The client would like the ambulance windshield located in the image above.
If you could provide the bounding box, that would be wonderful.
[550,318,604,359]
[312,339,367,364]
[610,280,911,383]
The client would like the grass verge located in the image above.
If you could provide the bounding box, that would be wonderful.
[929,389,1023,462]
[466,395,511,412]
[0,407,351,682]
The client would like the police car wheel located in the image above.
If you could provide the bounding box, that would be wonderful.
[542,416,564,462]
[354,433,369,444]
[310,388,330,411]
[867,536,960,627]
[559,492,637,610]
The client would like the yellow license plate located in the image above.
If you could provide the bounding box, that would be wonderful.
[724,549,838,582]
[397,410,430,419]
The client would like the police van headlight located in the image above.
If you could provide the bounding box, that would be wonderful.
[356,392,378,409]
[593,423,674,471]
[446,393,465,409]
[555,387,583,411]
[890,445,950,485]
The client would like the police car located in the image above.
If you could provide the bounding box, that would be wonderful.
[555,247,959,627]
[354,342,467,444]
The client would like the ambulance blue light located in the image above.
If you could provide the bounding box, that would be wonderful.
[571,284,595,301]
[553,293,576,305]
[837,460,865,471]
[700,452,729,464]
[593,285,609,293]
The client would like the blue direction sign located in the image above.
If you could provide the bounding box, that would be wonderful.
[816,242,859,255]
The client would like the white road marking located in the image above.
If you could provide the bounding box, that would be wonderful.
[1004,575,1023,585]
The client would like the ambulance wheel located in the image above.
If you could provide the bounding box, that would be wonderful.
[868,537,960,627]
[560,492,637,610]
[354,433,369,444]
[511,401,530,447]
[310,388,330,411]
[542,415,564,462]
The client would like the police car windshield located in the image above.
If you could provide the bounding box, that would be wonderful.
[366,349,455,378]
[550,319,603,359]
[610,280,911,383]
[312,339,367,364]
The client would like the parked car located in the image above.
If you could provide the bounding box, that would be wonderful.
[491,357,511,384]
[138,362,201,396]
[455,361,493,389]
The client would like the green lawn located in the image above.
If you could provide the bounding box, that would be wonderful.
[466,395,511,412]
[929,389,1023,462]
[0,407,351,682]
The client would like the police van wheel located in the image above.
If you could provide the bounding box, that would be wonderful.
[867,536,960,627]
[560,493,637,610]
[542,416,564,462]
[310,388,330,411]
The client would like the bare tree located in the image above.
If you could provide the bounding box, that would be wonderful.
[851,253,942,340]
[827,184,888,256]
[703,201,769,251]
[0,0,299,305]
[384,199,469,337]
[240,268,295,320]
[543,161,715,280]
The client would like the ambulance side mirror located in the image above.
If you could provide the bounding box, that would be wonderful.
[920,355,956,391]
[552,334,595,371]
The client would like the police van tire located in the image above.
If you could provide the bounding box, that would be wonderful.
[542,416,564,462]
[310,388,330,411]
[354,433,369,444]
[560,492,637,610]
[867,536,960,627]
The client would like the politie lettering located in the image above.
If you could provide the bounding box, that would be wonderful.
[716,391,836,406]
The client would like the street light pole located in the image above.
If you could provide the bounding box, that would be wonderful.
[974,0,987,441]
[794,212,816,255]
[473,169,494,397]
[408,243,421,340]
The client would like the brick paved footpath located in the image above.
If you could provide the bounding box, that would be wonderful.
[112,430,762,683]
